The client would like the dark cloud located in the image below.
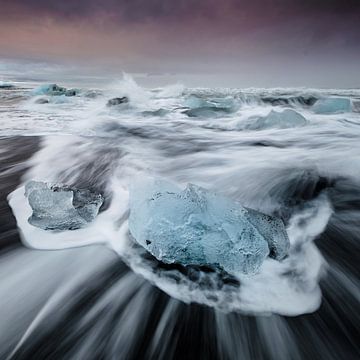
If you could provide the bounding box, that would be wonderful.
[0,0,359,87]
[1,0,359,48]
[1,0,359,24]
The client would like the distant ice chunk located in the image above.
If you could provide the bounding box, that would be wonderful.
[0,81,14,89]
[184,96,235,110]
[183,96,237,117]
[107,97,129,106]
[25,181,103,230]
[129,179,289,275]
[31,84,79,97]
[184,107,230,118]
[65,88,80,97]
[246,109,307,130]
[32,84,67,96]
[312,97,352,114]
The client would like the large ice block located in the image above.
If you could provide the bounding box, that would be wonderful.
[129,179,289,275]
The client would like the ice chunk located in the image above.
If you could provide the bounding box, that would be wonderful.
[129,179,289,275]
[25,181,103,230]
[34,98,50,104]
[246,109,307,130]
[183,107,231,118]
[184,96,235,110]
[65,88,79,97]
[107,97,129,106]
[244,208,289,260]
[32,84,67,96]
[183,96,237,117]
[312,97,352,114]
[0,81,14,89]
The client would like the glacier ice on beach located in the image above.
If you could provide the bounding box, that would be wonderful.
[32,84,67,96]
[32,84,79,97]
[312,97,352,114]
[129,179,289,275]
[183,95,237,117]
[246,109,307,130]
[184,96,235,110]
[107,97,129,106]
[244,208,290,260]
[25,181,103,230]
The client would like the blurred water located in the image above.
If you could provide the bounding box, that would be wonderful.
[0,77,359,359]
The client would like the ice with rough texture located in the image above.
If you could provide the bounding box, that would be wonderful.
[31,84,79,97]
[246,109,307,130]
[32,84,67,96]
[107,97,129,106]
[312,97,352,114]
[25,181,103,230]
[129,179,289,275]
[65,88,79,97]
[0,81,14,89]
[183,95,237,117]
[244,208,289,260]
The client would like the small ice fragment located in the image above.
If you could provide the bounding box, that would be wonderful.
[0,81,15,89]
[32,84,67,96]
[25,181,103,231]
[244,208,289,260]
[183,96,237,117]
[107,97,129,106]
[65,88,79,97]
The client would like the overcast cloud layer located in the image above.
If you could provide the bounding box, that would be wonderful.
[0,0,359,87]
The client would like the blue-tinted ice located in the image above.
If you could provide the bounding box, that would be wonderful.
[25,181,103,230]
[183,95,237,117]
[246,109,307,130]
[129,179,289,275]
[32,84,79,97]
[313,97,352,114]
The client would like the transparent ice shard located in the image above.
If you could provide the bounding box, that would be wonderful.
[129,179,289,275]
[247,109,307,130]
[31,84,79,97]
[25,181,103,231]
[313,97,352,114]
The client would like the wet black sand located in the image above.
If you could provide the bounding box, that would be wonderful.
[0,136,359,360]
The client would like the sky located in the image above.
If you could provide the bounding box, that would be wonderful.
[0,0,359,87]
